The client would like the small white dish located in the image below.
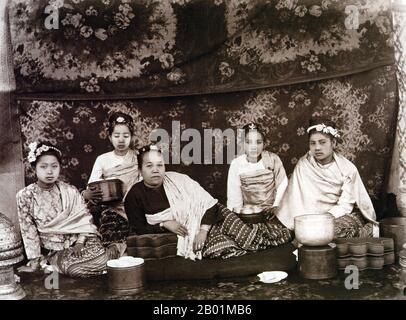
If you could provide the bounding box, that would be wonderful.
[107,256,144,268]
[257,271,288,283]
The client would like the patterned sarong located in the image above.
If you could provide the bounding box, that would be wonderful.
[334,211,374,238]
[202,204,292,259]
[48,237,109,278]
[98,208,129,246]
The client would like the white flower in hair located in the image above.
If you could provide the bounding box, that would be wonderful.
[27,142,61,163]
[315,124,324,132]
[27,154,36,163]
[28,142,38,163]
[116,116,125,123]
[28,142,38,152]
[307,123,340,138]
[35,145,49,157]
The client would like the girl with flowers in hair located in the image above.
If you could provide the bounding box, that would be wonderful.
[83,112,140,246]
[227,123,289,213]
[16,142,124,278]
[276,118,378,238]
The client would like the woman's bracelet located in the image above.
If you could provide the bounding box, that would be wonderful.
[200,224,211,232]
[76,235,87,245]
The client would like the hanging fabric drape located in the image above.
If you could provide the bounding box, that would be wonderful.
[0,0,20,229]
[391,0,406,216]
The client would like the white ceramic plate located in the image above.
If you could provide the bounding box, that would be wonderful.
[107,256,144,268]
[257,271,288,283]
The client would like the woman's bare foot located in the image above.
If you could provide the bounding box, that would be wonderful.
[106,242,127,259]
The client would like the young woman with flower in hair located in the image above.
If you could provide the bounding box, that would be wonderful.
[16,142,124,278]
[277,118,378,238]
[227,123,288,214]
[83,112,140,246]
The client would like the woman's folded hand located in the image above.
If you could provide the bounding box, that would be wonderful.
[193,229,208,252]
[162,220,188,237]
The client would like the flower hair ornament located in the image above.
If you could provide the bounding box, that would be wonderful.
[116,116,125,123]
[248,123,257,130]
[27,142,62,164]
[110,114,134,131]
[306,123,340,138]
[139,144,161,154]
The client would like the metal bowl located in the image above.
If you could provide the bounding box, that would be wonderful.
[87,178,123,204]
[233,205,268,224]
[294,213,335,246]
[233,205,263,214]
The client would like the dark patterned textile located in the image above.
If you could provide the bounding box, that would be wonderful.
[9,0,397,212]
[9,0,394,96]
[98,208,129,246]
[203,204,292,259]
[18,66,397,205]
[334,212,374,238]
[49,236,109,278]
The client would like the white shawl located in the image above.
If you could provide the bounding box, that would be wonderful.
[146,172,218,260]
[37,181,99,236]
[277,152,377,230]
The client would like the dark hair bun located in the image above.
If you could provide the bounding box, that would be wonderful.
[108,112,134,135]
[242,123,264,137]
[137,144,162,169]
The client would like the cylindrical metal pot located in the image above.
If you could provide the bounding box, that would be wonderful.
[107,263,146,295]
[298,245,337,280]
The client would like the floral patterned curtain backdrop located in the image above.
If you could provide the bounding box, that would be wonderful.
[392,0,406,215]
[9,0,394,96]
[8,0,399,214]
[18,65,398,207]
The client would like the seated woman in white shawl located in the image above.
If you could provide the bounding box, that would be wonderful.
[124,145,292,261]
[16,142,125,278]
[276,118,378,238]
